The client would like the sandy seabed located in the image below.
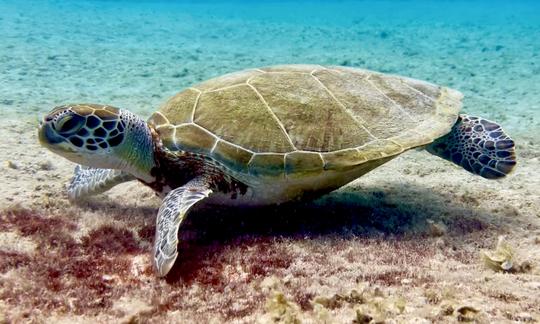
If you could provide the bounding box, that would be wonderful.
[1,116,538,323]
[1,0,540,322]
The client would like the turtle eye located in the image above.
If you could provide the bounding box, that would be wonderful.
[56,114,85,135]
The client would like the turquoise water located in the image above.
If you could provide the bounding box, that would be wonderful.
[1,0,539,139]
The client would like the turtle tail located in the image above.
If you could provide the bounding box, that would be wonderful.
[427,114,516,179]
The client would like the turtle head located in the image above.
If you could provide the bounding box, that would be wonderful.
[39,104,155,179]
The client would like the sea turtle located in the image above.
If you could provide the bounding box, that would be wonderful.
[38,64,516,277]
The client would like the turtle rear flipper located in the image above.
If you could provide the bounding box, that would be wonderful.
[67,165,135,200]
[427,114,516,179]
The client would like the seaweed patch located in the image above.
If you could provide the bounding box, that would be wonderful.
[0,208,145,317]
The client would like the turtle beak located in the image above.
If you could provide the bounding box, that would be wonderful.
[38,118,64,146]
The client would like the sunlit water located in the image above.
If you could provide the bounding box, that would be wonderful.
[1,0,539,139]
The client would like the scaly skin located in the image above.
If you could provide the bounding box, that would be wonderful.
[427,114,516,179]
[38,104,155,183]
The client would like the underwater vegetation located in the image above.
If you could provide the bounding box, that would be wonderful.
[1,180,538,322]
[0,208,143,314]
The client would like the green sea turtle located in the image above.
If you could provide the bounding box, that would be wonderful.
[38,65,516,277]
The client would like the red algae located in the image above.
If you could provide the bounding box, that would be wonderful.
[82,225,143,255]
[137,224,155,243]
[245,241,293,277]
[0,250,31,273]
[1,184,536,323]
[293,291,316,311]
[0,207,77,237]
[0,208,146,317]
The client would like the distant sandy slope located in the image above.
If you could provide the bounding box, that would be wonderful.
[1,115,538,323]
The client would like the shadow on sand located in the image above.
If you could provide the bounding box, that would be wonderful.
[77,182,500,284]
[170,183,499,284]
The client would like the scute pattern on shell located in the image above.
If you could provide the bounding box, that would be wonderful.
[149,65,462,178]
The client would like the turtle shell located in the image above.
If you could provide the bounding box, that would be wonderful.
[149,65,462,179]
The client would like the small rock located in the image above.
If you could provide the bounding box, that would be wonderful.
[456,306,479,322]
[38,160,54,171]
[514,312,535,322]
[515,260,533,273]
[424,289,441,304]
[102,274,114,282]
[354,310,372,324]
[5,160,18,169]
[260,276,280,292]
[435,238,446,249]
[265,292,300,323]
[313,296,341,310]
[439,302,454,316]
[427,219,447,237]
[346,290,365,304]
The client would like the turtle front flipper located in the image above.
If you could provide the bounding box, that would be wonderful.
[153,177,213,277]
[67,165,135,200]
[427,114,516,179]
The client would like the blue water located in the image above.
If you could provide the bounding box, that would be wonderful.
[1,0,539,139]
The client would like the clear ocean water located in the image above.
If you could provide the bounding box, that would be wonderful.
[1,0,539,139]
